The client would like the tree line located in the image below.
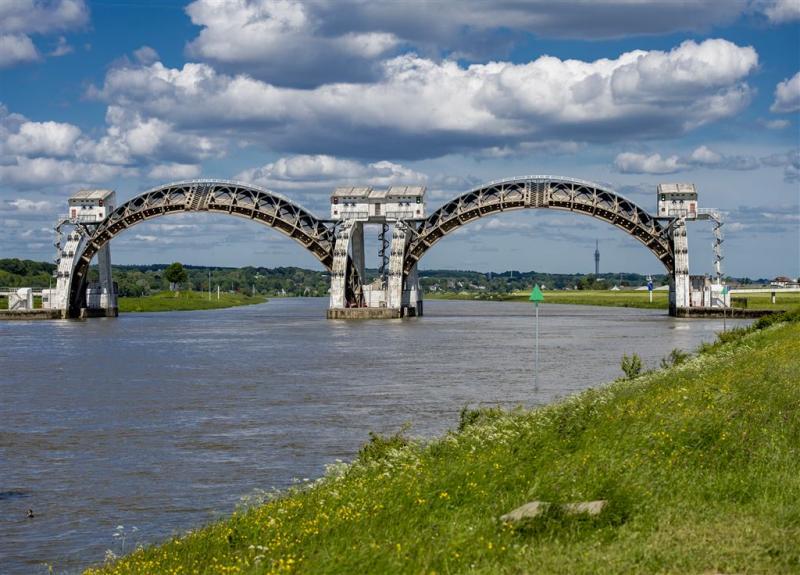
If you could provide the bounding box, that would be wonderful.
[0,258,769,296]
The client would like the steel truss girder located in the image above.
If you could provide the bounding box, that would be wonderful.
[67,179,335,315]
[403,176,674,276]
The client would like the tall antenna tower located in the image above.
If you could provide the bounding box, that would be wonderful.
[594,240,600,276]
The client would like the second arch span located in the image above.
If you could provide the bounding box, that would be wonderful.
[403,176,674,276]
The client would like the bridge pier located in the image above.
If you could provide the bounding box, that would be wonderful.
[669,218,690,316]
[326,219,424,319]
[89,242,119,317]
[48,190,119,319]
[326,186,426,319]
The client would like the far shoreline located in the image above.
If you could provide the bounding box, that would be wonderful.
[118,290,267,313]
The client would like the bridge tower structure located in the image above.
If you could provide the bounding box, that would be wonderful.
[656,183,728,312]
[47,189,119,317]
[327,186,427,318]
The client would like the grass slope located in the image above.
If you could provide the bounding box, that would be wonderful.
[118,290,267,313]
[88,313,800,575]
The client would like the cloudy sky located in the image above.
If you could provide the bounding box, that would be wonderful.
[0,0,798,279]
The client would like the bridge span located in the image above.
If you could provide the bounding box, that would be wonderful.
[37,175,724,319]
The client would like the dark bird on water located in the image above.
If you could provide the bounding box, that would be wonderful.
[26,509,34,518]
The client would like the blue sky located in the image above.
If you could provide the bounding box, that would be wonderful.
[0,0,798,279]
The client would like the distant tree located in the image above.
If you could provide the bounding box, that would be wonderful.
[164,262,188,292]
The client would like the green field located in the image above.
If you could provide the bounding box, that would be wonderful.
[87,310,800,574]
[428,289,668,309]
[118,290,267,313]
[728,292,800,311]
[428,289,800,311]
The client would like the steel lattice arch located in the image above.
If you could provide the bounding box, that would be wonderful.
[402,175,675,277]
[67,179,338,315]
[62,175,680,318]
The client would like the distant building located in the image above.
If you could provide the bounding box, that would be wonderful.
[771,276,798,288]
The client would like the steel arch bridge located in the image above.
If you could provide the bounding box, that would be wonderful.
[65,179,360,316]
[59,175,679,318]
[402,175,675,277]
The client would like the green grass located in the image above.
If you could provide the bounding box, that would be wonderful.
[87,310,800,574]
[428,289,800,312]
[427,289,668,309]
[729,292,800,311]
[118,290,267,313]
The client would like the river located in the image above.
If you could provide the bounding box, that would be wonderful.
[0,298,748,573]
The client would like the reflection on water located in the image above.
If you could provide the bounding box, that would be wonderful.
[0,298,747,573]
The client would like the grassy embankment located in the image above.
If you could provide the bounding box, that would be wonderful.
[88,310,800,574]
[428,289,800,311]
[118,290,267,313]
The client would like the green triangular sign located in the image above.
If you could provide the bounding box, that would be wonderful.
[529,285,544,303]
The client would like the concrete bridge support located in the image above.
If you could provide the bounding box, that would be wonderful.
[669,218,690,316]
[51,227,118,318]
[85,242,118,317]
[327,219,423,319]
[329,220,358,310]
[386,223,422,317]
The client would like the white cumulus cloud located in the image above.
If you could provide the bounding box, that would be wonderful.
[185,0,398,86]
[762,0,800,23]
[615,152,685,174]
[7,198,54,212]
[0,156,135,188]
[4,120,82,157]
[0,103,223,189]
[0,0,88,68]
[148,163,201,180]
[92,38,759,159]
[183,0,748,85]
[615,145,760,174]
[0,34,38,67]
[236,155,427,191]
[771,71,800,113]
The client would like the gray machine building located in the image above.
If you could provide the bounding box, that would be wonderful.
[43,176,727,320]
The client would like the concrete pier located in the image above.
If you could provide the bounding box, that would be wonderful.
[0,309,65,320]
[326,308,403,319]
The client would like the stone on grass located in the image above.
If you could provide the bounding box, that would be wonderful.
[500,501,547,522]
[500,500,607,522]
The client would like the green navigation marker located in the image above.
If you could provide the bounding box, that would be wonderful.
[721,285,729,295]
[529,284,543,390]
[529,284,544,303]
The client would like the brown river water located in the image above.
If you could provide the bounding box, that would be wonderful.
[0,298,749,573]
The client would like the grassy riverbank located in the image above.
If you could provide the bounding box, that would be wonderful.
[88,310,800,574]
[118,290,267,313]
[428,289,668,309]
[428,289,800,311]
